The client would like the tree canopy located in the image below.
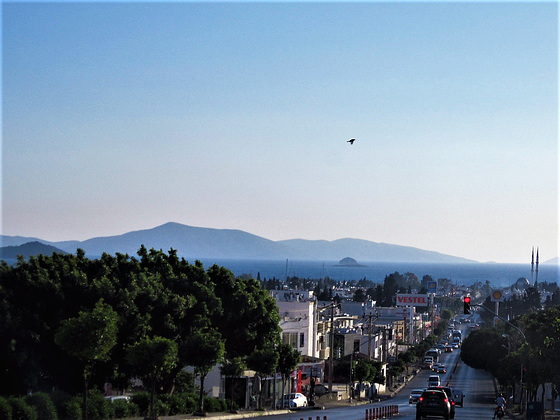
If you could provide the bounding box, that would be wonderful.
[0,247,281,397]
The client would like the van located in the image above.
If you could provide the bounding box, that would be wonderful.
[423,356,434,369]
[426,349,439,363]
[428,375,441,387]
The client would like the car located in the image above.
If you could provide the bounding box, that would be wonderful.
[416,390,451,420]
[409,389,424,404]
[427,386,456,419]
[445,346,453,353]
[276,393,308,409]
[423,356,434,369]
[453,390,465,407]
[436,365,447,374]
[104,396,130,402]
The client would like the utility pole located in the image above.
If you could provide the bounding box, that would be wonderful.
[328,303,334,394]
[368,313,373,360]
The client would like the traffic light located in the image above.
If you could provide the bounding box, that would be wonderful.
[463,296,471,314]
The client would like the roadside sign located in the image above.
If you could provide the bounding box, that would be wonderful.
[491,290,504,302]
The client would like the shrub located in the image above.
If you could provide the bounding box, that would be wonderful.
[8,397,37,420]
[25,392,58,420]
[159,394,185,415]
[85,391,112,420]
[111,399,137,419]
[62,397,81,420]
[203,396,225,413]
[48,389,71,420]
[184,393,197,414]
[130,392,150,417]
[0,396,12,420]
[153,400,169,416]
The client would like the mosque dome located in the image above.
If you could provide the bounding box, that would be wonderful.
[515,277,530,290]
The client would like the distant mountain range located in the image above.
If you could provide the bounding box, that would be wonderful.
[1,222,478,264]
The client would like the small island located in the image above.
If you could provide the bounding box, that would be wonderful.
[334,257,367,267]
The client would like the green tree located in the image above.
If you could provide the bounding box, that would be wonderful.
[220,357,246,411]
[208,265,281,359]
[353,289,367,302]
[247,347,278,409]
[126,336,178,419]
[353,360,372,400]
[460,328,507,377]
[180,329,225,415]
[54,299,118,420]
[277,343,301,407]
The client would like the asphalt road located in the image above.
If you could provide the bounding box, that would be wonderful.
[257,334,497,420]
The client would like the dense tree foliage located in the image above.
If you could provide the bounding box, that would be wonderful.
[461,305,560,406]
[0,247,281,399]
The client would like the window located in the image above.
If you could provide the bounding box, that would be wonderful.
[282,332,298,349]
[300,333,305,348]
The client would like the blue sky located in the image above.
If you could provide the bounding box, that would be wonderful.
[2,1,558,264]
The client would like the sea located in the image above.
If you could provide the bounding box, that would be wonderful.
[197,259,560,288]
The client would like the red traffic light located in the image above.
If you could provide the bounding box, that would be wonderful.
[464,296,471,303]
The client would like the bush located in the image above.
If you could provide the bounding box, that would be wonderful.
[25,392,58,420]
[184,393,197,414]
[130,392,150,416]
[111,399,137,419]
[159,394,185,415]
[0,396,12,420]
[61,397,81,420]
[48,389,71,420]
[85,391,112,420]
[8,397,37,420]
[153,400,169,416]
[203,396,226,413]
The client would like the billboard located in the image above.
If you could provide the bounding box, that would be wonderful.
[396,294,429,307]
[427,281,437,294]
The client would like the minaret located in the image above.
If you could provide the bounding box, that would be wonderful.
[535,247,539,287]
[531,247,535,285]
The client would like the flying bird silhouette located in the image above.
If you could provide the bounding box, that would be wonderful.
[347,138,355,145]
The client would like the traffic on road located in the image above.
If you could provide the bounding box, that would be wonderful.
[250,324,498,420]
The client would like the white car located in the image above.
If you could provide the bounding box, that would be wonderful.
[277,393,308,408]
[104,396,130,402]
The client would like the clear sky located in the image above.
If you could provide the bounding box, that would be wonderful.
[2,1,558,264]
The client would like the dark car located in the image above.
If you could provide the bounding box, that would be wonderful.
[427,386,456,419]
[416,390,451,420]
[453,389,464,407]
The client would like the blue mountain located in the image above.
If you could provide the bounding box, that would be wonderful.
[0,222,477,263]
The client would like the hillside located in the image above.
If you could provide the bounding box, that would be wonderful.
[1,222,477,263]
[0,241,68,260]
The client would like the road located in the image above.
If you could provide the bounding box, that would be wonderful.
[256,327,497,420]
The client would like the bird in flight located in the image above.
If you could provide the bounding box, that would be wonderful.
[347,138,355,145]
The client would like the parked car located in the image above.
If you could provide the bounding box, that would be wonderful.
[277,393,308,409]
[453,389,465,407]
[409,389,424,404]
[104,396,130,402]
[416,390,451,420]
[427,386,456,419]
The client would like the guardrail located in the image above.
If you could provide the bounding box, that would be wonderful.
[365,404,400,419]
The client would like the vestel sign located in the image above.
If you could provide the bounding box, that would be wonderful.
[396,294,428,307]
